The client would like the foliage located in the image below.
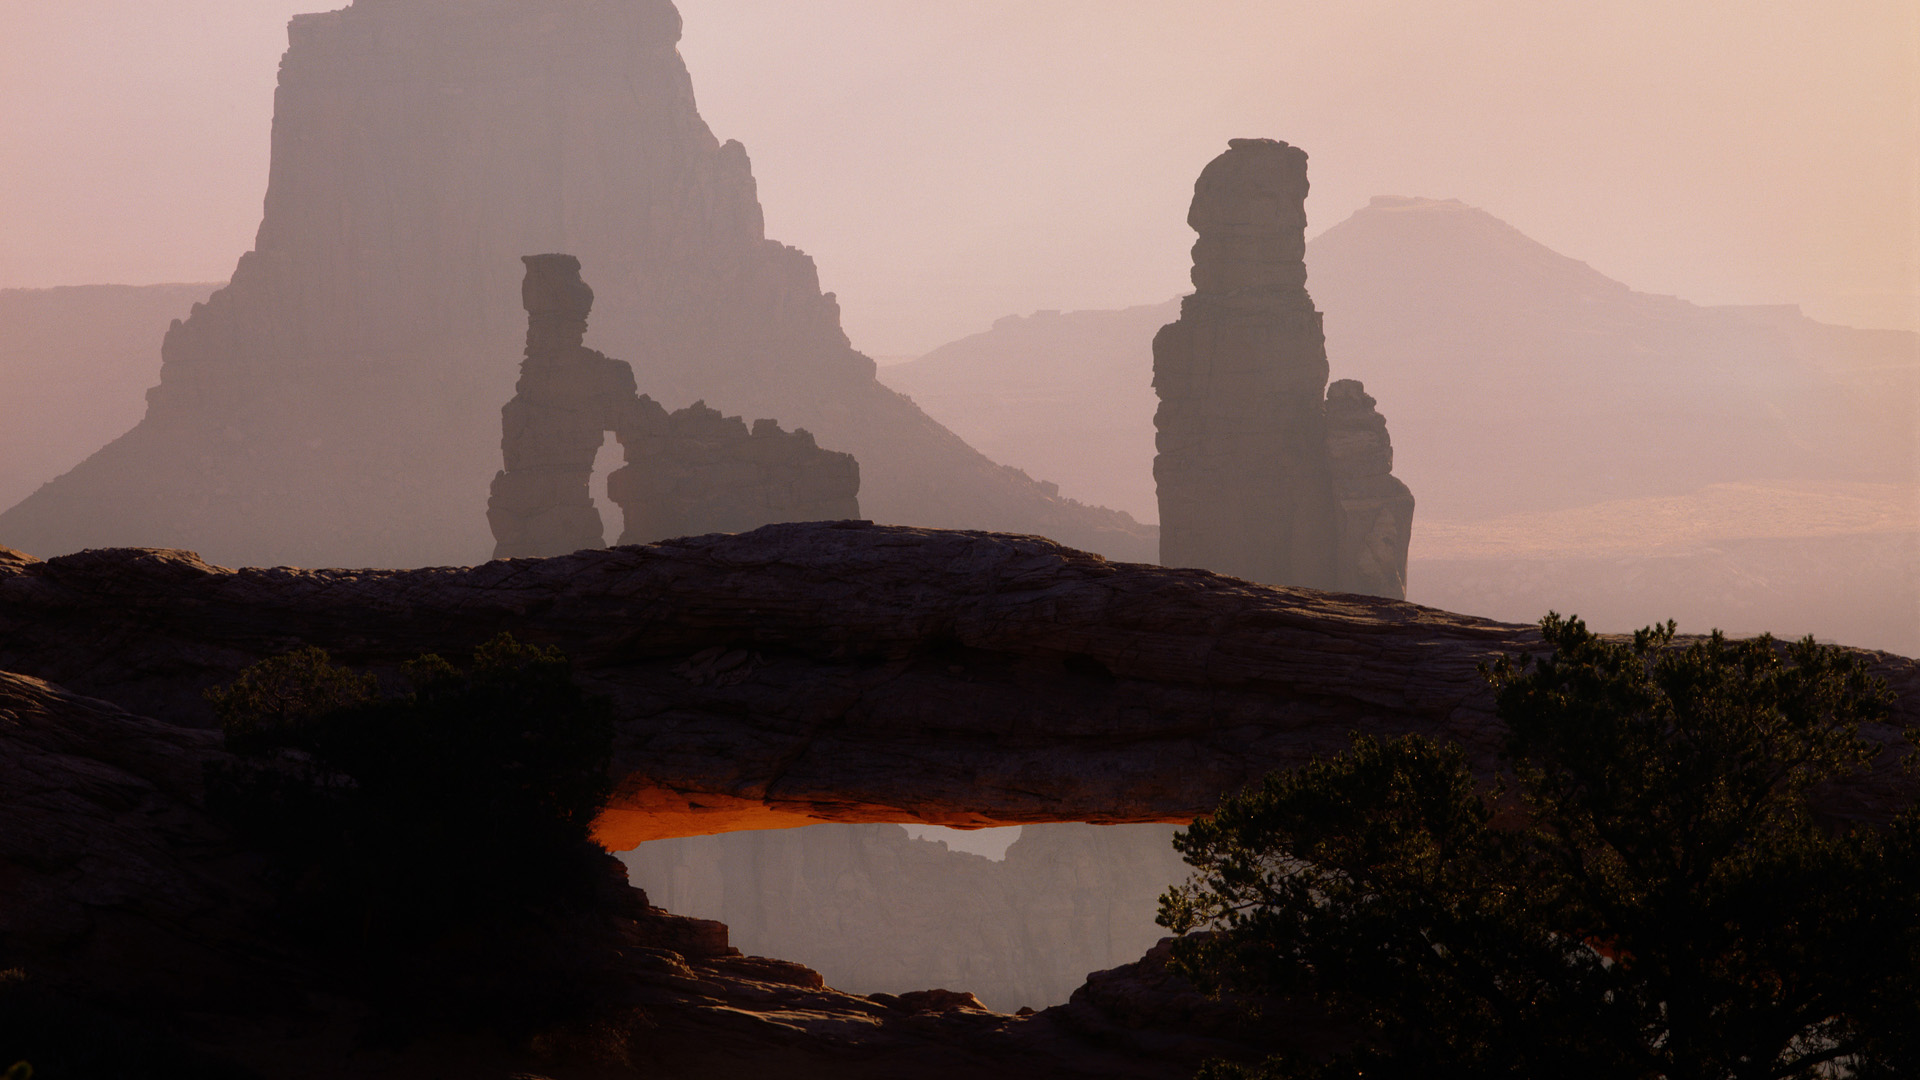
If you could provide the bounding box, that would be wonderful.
[205,634,615,949]
[1159,615,1919,1079]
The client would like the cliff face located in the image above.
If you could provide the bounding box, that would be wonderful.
[0,0,1151,569]
[1153,140,1413,597]
[622,822,1187,1013]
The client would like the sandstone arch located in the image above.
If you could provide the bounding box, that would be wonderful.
[3,524,1913,849]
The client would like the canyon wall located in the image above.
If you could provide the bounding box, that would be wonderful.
[1152,140,1413,597]
[0,0,1150,569]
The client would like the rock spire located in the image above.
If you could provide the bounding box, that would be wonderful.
[1153,139,1413,597]
[488,255,858,557]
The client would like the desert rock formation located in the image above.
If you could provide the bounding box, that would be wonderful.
[0,0,1152,569]
[1325,379,1416,598]
[2,525,1913,846]
[3,526,1913,1074]
[1153,139,1413,597]
[488,255,858,557]
[870,196,1919,654]
[0,669,1291,1079]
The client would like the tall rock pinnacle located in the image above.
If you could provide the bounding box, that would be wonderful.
[488,255,859,557]
[0,0,1151,569]
[1153,139,1413,596]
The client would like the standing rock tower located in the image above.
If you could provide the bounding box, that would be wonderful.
[1153,139,1414,597]
[488,255,859,558]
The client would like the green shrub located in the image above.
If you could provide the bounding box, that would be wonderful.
[205,633,614,949]
[1160,615,1919,1079]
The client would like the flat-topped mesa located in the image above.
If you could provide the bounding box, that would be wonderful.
[488,256,860,558]
[0,0,1155,569]
[1154,139,1414,597]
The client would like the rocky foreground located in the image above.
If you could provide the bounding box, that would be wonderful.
[3,523,1914,1076]
[3,523,1914,843]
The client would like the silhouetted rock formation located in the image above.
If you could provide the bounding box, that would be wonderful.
[874,196,1918,653]
[1153,139,1413,597]
[0,669,1290,1078]
[610,402,859,547]
[0,0,1152,569]
[3,525,1913,846]
[488,254,642,556]
[1325,379,1416,598]
[623,822,1187,1013]
[488,255,858,557]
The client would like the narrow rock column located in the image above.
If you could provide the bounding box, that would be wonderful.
[486,255,638,558]
[1153,138,1341,588]
[1326,379,1415,598]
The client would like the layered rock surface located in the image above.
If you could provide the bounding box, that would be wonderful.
[1153,140,1414,597]
[2,524,1913,845]
[0,0,1152,569]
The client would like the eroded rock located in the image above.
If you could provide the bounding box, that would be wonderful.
[487,255,858,557]
[0,0,1154,569]
[1326,379,1416,598]
[0,670,1296,1078]
[1,524,1913,844]
[1153,139,1414,598]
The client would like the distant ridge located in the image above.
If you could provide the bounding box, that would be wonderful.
[878,195,1918,652]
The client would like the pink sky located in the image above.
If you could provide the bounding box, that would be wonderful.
[2,0,1915,356]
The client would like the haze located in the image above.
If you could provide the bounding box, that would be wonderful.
[3,0,1914,357]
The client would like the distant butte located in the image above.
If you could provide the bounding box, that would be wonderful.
[0,0,1152,569]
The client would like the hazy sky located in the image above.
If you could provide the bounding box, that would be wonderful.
[2,0,1915,356]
